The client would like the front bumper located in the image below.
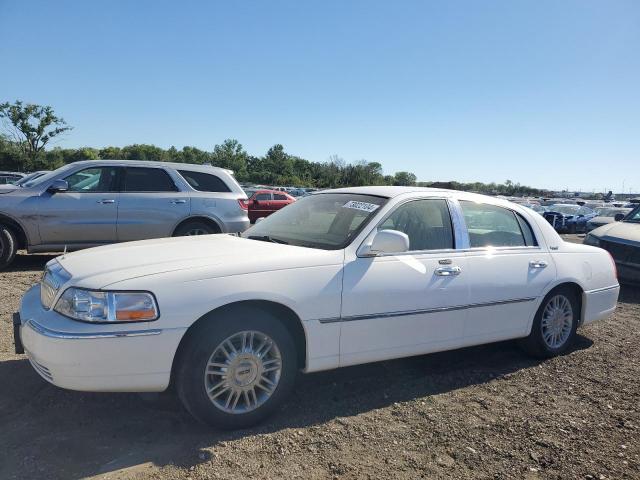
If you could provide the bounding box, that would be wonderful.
[17,284,186,392]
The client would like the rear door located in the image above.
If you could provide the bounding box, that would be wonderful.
[459,201,556,340]
[37,166,120,246]
[116,167,190,241]
[272,193,293,212]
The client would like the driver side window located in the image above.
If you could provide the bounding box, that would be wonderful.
[380,199,454,251]
[64,167,119,192]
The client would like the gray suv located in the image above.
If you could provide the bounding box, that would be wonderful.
[0,160,250,269]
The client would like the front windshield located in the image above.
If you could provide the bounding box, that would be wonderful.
[624,206,640,223]
[242,193,388,250]
[551,205,580,215]
[21,164,74,188]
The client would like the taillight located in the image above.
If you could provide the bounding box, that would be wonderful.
[608,252,618,280]
[238,199,249,210]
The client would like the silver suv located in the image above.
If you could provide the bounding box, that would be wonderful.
[0,160,250,269]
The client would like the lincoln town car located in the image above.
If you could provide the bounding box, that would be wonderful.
[14,187,619,428]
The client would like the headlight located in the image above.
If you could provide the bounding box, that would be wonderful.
[584,234,601,247]
[54,288,159,323]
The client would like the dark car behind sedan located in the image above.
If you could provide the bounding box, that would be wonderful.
[543,204,596,233]
[585,205,640,283]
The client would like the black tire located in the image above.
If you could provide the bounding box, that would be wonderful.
[173,220,219,237]
[569,223,577,234]
[0,225,17,270]
[519,286,579,358]
[176,307,298,429]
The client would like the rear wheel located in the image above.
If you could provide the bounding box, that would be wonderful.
[176,308,297,429]
[173,220,219,237]
[0,225,17,270]
[520,287,579,358]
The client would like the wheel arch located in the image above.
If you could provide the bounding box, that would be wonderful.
[0,213,29,249]
[172,216,222,236]
[169,299,308,387]
[533,281,586,330]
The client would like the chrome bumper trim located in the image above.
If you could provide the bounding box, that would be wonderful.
[585,285,620,294]
[25,319,162,340]
[318,297,537,324]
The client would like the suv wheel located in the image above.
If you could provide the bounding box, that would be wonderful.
[0,226,17,270]
[176,308,297,429]
[173,221,219,237]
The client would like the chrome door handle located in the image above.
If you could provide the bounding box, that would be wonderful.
[435,266,462,276]
[529,260,548,269]
[170,199,187,204]
[97,199,115,204]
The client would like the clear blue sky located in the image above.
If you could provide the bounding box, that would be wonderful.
[1,0,638,192]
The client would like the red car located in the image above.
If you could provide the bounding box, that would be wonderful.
[244,189,296,223]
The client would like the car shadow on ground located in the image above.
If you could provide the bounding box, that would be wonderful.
[0,334,594,480]
[5,252,58,272]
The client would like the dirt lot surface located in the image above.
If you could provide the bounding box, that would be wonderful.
[1,235,639,480]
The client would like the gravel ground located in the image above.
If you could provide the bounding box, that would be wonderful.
[1,235,639,480]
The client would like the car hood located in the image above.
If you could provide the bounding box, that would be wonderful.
[54,235,343,289]
[0,185,18,194]
[590,221,640,246]
[588,216,615,225]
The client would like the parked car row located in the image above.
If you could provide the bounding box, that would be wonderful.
[13,186,620,428]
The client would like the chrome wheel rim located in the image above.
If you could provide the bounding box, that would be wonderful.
[541,295,573,349]
[186,228,208,236]
[204,330,282,414]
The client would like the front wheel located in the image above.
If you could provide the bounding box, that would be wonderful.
[0,225,17,270]
[520,287,579,358]
[176,309,297,429]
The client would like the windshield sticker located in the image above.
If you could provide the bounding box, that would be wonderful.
[342,201,380,213]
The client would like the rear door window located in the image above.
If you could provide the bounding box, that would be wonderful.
[273,193,289,200]
[123,168,177,192]
[460,201,535,248]
[178,170,231,192]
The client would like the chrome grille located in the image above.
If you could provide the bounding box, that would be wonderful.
[40,262,71,309]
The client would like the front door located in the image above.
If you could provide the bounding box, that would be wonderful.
[116,167,190,241]
[249,192,274,222]
[37,166,120,247]
[339,198,470,367]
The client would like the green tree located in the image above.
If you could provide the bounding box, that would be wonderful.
[211,139,248,179]
[393,171,417,186]
[0,101,72,168]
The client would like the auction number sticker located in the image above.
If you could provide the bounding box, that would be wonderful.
[342,201,380,213]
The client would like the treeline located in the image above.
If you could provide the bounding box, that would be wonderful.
[0,100,546,194]
[0,136,421,188]
[0,135,547,195]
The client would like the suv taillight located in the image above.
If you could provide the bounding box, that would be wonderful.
[238,199,249,210]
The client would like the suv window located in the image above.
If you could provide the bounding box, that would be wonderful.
[255,193,272,201]
[380,199,454,251]
[178,170,231,192]
[273,193,289,200]
[64,167,119,192]
[460,201,534,248]
[123,167,177,192]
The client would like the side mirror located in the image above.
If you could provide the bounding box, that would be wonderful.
[358,229,410,257]
[614,213,625,221]
[47,179,69,193]
[253,199,259,205]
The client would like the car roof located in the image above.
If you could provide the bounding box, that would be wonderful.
[65,160,233,175]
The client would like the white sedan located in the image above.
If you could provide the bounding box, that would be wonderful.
[15,187,619,428]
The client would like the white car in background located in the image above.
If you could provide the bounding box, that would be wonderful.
[15,187,619,428]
